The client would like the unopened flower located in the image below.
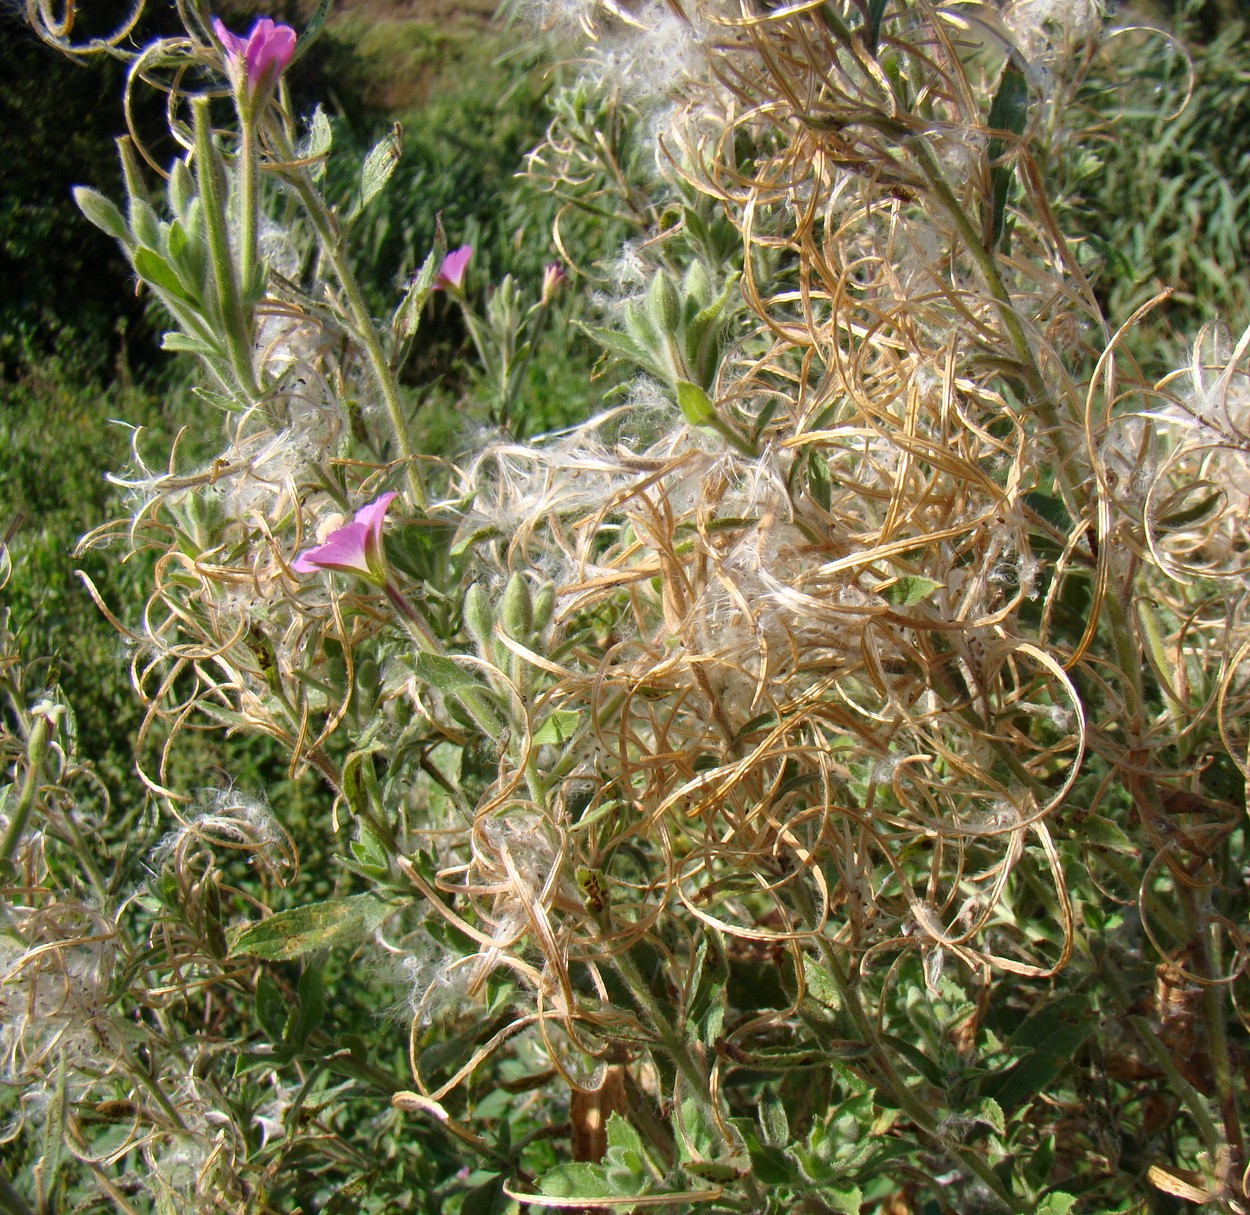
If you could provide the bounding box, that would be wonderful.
[541,262,566,304]
[212,17,297,103]
[435,245,472,292]
[292,491,396,584]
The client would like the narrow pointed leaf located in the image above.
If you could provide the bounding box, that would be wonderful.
[985,64,1029,249]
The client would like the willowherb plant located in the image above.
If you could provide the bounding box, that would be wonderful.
[6,0,1249,1211]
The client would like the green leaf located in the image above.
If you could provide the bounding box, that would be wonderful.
[605,1113,644,1158]
[1035,1193,1077,1215]
[289,963,326,1048]
[537,1118,652,1201]
[759,1087,789,1148]
[802,956,842,1010]
[255,972,288,1041]
[460,1174,516,1215]
[623,301,665,362]
[451,524,502,558]
[133,246,197,304]
[128,197,161,251]
[808,450,832,512]
[161,331,220,358]
[166,219,206,295]
[688,930,729,1044]
[1026,1134,1057,1190]
[678,1097,724,1165]
[168,158,196,217]
[393,246,440,340]
[232,893,392,961]
[684,1160,743,1182]
[827,1187,864,1215]
[1079,815,1137,853]
[1154,485,1221,530]
[35,1062,69,1211]
[883,575,943,606]
[742,1134,795,1186]
[306,104,333,181]
[863,0,888,52]
[684,272,738,390]
[677,380,718,427]
[1025,489,1071,533]
[342,742,385,822]
[73,186,129,243]
[531,710,582,746]
[980,992,1093,1110]
[347,127,402,222]
[973,1096,1005,1136]
[577,322,663,379]
[646,268,681,333]
[985,64,1029,249]
[537,1162,614,1200]
[412,652,488,694]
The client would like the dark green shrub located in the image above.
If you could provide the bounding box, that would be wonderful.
[1056,9,1250,360]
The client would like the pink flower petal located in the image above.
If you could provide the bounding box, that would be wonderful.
[292,492,397,582]
[436,245,473,291]
[354,490,398,539]
[213,15,297,98]
[244,18,297,85]
[292,522,371,576]
[212,17,249,58]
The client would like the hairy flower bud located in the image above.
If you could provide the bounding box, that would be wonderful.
[500,572,533,639]
[463,582,495,654]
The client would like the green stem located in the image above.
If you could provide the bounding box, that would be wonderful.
[610,945,724,1143]
[238,109,259,308]
[56,806,109,905]
[383,581,440,653]
[268,124,425,507]
[708,414,759,459]
[501,299,553,430]
[1181,885,1244,1171]
[0,714,48,874]
[130,1059,188,1131]
[192,98,260,401]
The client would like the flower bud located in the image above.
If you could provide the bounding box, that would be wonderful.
[463,582,494,653]
[531,583,555,633]
[541,262,566,304]
[501,572,533,639]
[647,269,681,334]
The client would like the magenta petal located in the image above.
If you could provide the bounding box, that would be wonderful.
[212,17,249,58]
[245,18,297,82]
[213,15,296,95]
[354,491,397,538]
[436,245,472,290]
[292,492,398,580]
[292,521,372,575]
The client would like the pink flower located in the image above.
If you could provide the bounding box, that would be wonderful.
[435,245,472,292]
[541,262,566,304]
[292,492,396,584]
[213,17,297,101]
